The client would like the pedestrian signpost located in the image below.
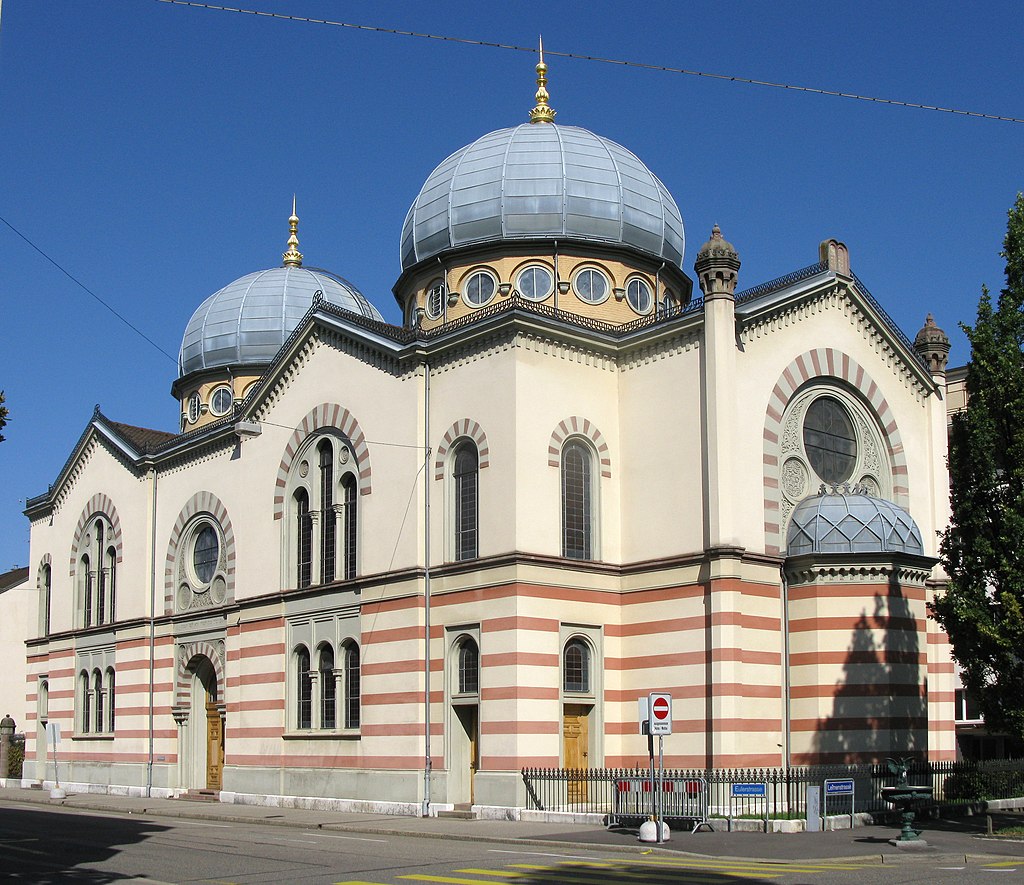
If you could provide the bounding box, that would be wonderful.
[46,721,66,799]
[637,693,673,843]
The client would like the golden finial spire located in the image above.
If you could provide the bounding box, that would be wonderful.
[282,195,303,267]
[529,35,556,124]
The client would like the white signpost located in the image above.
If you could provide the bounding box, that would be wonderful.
[638,693,672,843]
[46,721,66,799]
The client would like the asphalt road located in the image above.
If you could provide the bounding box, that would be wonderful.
[1,802,1023,884]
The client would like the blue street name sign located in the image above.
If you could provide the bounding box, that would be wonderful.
[731,782,767,798]
[825,779,854,795]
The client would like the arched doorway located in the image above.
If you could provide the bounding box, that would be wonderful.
[181,655,224,791]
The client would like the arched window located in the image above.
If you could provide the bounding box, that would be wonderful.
[93,669,104,733]
[105,546,117,623]
[295,490,312,590]
[80,670,91,733]
[561,440,594,560]
[344,642,360,729]
[453,441,479,561]
[82,554,93,628]
[319,645,336,730]
[563,639,590,693]
[105,668,116,733]
[286,435,360,590]
[38,680,49,727]
[458,638,479,695]
[95,521,106,626]
[342,473,357,580]
[319,441,336,583]
[296,645,312,729]
[41,563,52,636]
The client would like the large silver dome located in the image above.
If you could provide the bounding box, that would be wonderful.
[179,265,384,377]
[400,124,685,271]
[786,491,924,557]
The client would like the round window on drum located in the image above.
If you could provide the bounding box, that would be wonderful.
[573,267,609,304]
[626,277,653,314]
[463,270,496,307]
[517,265,553,301]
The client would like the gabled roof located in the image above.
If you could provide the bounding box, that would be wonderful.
[0,566,29,593]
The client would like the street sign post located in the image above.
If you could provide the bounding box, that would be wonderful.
[637,693,673,843]
[648,693,672,735]
[824,778,855,830]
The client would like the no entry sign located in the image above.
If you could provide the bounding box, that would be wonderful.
[648,692,672,735]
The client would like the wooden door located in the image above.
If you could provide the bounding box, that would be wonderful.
[206,701,224,790]
[563,704,589,803]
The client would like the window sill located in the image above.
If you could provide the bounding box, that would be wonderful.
[283,729,361,740]
[72,733,115,741]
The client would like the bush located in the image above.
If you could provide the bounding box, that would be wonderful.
[6,738,24,779]
[944,768,1020,802]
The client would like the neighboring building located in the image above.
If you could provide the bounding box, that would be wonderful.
[19,59,958,812]
[0,566,31,735]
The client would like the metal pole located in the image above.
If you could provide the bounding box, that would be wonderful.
[146,467,159,797]
[648,731,656,825]
[421,362,432,818]
[657,734,664,843]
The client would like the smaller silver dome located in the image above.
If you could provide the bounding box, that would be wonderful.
[179,266,383,377]
[787,491,924,557]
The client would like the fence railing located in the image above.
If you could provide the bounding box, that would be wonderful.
[521,759,1024,821]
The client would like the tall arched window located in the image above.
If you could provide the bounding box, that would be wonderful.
[319,644,336,729]
[344,642,361,729]
[105,546,117,623]
[563,639,591,693]
[296,645,312,729]
[95,521,107,626]
[105,668,116,733]
[458,638,479,695]
[82,555,93,628]
[319,441,336,583]
[342,474,357,580]
[80,670,91,733]
[41,563,52,636]
[93,669,104,733]
[295,490,312,590]
[561,440,594,560]
[453,441,479,561]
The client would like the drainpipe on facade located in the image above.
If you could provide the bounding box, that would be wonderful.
[146,466,159,798]
[654,262,665,315]
[780,562,791,771]
[553,241,559,311]
[421,361,432,817]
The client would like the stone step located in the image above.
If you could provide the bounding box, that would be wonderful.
[176,789,220,802]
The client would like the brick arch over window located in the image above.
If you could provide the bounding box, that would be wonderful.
[68,494,123,576]
[548,417,612,478]
[274,403,371,520]
[37,552,52,586]
[173,640,227,710]
[163,491,236,614]
[434,419,490,480]
[763,349,909,554]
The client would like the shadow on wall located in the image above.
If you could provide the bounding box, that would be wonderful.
[810,576,926,763]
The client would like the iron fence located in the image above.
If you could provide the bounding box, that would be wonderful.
[521,759,1024,822]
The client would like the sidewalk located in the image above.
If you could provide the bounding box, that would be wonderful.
[2,785,1023,865]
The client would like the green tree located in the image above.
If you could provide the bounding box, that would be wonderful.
[0,390,7,443]
[933,193,1024,739]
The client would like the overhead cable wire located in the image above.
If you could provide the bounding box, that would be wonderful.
[155,0,1024,125]
[0,213,178,364]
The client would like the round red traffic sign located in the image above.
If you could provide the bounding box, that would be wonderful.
[652,696,670,720]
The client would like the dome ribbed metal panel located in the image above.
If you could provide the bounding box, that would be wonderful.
[786,492,925,557]
[179,266,383,376]
[400,124,685,270]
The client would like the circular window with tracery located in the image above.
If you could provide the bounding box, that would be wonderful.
[803,396,857,484]
[176,518,228,611]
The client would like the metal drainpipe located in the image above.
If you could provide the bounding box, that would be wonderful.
[780,562,791,771]
[146,466,159,797]
[655,262,665,315]
[421,360,432,817]
[553,241,559,310]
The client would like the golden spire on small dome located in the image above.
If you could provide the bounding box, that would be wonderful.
[282,195,303,267]
[529,36,556,124]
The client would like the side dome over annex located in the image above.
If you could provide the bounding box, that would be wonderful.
[18,47,961,815]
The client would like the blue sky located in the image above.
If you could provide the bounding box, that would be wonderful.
[1,1,1021,570]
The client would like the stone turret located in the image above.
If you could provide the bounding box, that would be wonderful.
[914,313,951,374]
[694,224,740,300]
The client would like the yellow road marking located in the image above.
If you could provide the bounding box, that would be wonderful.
[399,876,515,885]
[453,871,524,878]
